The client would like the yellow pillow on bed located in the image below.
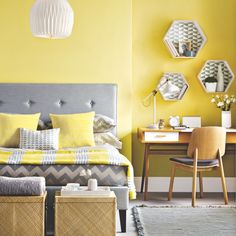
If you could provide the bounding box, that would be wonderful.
[0,113,40,148]
[50,112,95,148]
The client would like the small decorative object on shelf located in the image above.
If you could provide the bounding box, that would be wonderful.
[204,77,218,92]
[198,60,235,93]
[178,41,192,56]
[216,63,224,92]
[159,73,189,101]
[158,119,165,129]
[164,20,206,58]
[211,94,236,128]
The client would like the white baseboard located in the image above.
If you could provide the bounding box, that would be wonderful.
[134,177,236,193]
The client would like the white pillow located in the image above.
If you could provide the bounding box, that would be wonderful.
[94,132,122,149]
[19,128,60,150]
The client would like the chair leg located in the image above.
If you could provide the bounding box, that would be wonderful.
[192,169,197,207]
[168,165,176,201]
[192,149,198,207]
[219,156,228,205]
[199,172,203,198]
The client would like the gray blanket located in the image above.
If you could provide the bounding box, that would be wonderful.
[0,176,45,196]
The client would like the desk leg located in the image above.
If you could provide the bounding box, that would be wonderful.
[141,144,148,193]
[235,144,236,202]
[144,144,150,201]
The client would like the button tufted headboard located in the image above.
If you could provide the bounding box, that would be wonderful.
[0,83,117,133]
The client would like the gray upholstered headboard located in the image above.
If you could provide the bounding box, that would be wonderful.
[0,83,117,132]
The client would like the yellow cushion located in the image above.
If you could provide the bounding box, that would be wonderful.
[50,112,95,148]
[0,113,41,148]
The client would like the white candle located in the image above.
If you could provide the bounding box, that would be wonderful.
[88,179,97,191]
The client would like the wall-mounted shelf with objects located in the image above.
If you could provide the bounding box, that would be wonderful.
[198,60,235,93]
[163,20,207,58]
[159,73,189,101]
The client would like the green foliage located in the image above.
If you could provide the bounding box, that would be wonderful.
[204,77,217,83]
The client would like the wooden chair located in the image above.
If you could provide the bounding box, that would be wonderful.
[168,127,228,207]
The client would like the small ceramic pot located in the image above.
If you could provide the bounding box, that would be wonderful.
[205,82,217,92]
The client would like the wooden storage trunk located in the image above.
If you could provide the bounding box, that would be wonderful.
[55,191,116,236]
[0,192,46,236]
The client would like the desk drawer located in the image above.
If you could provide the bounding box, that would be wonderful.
[144,132,179,142]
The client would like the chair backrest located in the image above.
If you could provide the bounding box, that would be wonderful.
[187,127,226,160]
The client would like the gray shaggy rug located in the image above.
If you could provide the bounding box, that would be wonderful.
[132,205,236,236]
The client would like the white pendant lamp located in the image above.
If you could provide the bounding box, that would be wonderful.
[30,0,74,39]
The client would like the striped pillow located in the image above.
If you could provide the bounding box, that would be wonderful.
[19,128,60,150]
[94,132,122,149]
[93,114,116,133]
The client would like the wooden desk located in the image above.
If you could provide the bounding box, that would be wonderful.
[137,127,236,200]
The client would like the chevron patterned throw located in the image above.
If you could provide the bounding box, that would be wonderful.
[0,145,136,199]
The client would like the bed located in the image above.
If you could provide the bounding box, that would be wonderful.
[0,83,135,235]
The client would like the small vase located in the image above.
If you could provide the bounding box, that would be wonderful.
[205,82,217,92]
[221,111,231,128]
[216,64,224,92]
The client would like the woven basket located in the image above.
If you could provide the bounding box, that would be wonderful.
[55,191,116,236]
[0,192,46,236]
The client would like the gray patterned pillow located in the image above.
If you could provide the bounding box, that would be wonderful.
[19,128,60,150]
[94,132,122,149]
[93,114,116,133]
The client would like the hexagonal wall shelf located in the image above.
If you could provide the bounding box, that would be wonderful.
[198,60,235,93]
[159,73,189,101]
[164,20,207,58]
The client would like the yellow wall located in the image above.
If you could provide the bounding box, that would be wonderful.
[0,0,132,160]
[0,0,235,177]
[132,0,236,177]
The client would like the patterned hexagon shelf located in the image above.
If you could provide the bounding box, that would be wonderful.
[158,73,189,101]
[198,60,235,93]
[164,20,207,58]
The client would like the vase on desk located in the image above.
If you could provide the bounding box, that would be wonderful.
[221,111,231,128]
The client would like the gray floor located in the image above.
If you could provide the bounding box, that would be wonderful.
[116,192,236,236]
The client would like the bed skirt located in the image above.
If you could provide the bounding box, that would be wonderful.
[0,164,127,186]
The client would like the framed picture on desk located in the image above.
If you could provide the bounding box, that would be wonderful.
[182,116,201,128]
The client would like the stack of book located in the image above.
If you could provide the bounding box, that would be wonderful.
[172,126,188,130]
